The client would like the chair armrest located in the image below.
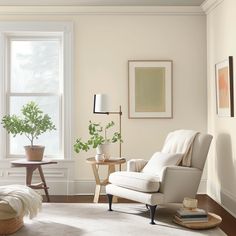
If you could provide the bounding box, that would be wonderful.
[127,159,148,172]
[160,166,202,203]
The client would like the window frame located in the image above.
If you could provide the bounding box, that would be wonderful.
[0,21,73,160]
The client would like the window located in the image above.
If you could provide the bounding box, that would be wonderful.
[8,37,62,157]
[0,22,73,159]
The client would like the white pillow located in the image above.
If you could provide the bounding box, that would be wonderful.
[141,152,183,176]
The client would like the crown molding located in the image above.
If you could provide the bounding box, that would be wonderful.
[201,0,224,14]
[0,6,204,15]
[0,0,205,7]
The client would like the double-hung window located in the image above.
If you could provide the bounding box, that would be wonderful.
[8,36,62,157]
[0,22,73,160]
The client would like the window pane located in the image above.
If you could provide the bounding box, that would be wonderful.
[9,96,61,157]
[10,40,60,93]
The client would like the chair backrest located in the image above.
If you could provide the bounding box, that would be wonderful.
[191,133,213,170]
[162,130,212,168]
[160,132,213,203]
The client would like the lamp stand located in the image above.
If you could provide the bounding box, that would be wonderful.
[119,105,122,158]
[107,106,122,170]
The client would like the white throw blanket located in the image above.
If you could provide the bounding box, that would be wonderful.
[161,130,199,167]
[0,185,42,219]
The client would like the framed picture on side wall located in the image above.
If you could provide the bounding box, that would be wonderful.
[215,56,234,117]
[128,60,172,119]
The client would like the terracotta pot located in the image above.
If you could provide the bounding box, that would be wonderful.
[24,145,45,161]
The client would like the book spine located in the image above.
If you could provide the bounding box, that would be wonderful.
[175,216,208,223]
[176,213,208,218]
[177,210,206,214]
[180,219,208,223]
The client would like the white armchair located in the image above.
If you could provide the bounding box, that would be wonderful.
[106,131,212,224]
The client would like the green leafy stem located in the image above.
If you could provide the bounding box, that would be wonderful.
[74,121,122,153]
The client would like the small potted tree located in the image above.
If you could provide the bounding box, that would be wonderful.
[1,101,56,161]
[74,121,122,161]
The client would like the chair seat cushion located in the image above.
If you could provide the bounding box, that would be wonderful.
[109,171,160,193]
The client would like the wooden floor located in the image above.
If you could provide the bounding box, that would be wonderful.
[44,194,235,236]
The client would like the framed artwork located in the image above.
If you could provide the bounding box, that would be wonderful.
[128,60,172,118]
[215,56,234,117]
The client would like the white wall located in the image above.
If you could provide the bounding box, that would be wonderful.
[74,13,207,173]
[0,6,207,194]
[204,0,236,217]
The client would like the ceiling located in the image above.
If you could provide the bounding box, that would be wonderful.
[0,0,206,6]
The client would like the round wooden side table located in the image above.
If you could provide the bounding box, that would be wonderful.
[86,157,126,203]
[11,159,57,202]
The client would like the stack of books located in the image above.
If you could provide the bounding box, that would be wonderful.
[174,208,208,223]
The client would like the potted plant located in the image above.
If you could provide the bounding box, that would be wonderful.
[74,121,122,161]
[1,101,56,161]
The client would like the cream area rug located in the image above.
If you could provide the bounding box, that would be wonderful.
[12,203,226,236]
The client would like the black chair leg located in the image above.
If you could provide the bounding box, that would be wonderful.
[107,194,113,211]
[148,205,157,224]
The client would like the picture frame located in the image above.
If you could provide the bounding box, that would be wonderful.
[128,60,172,119]
[215,56,234,117]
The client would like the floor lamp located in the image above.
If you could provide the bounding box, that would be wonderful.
[93,94,122,160]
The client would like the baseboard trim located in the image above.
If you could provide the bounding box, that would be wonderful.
[74,180,106,195]
[218,189,236,218]
[208,182,236,218]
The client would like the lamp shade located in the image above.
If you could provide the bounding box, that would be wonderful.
[93,94,110,113]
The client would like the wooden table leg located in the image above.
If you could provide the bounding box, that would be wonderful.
[38,166,50,202]
[91,163,121,203]
[94,185,101,203]
[109,165,115,173]
[91,164,102,203]
[26,167,36,187]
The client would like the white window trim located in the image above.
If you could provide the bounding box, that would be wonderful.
[0,21,74,160]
